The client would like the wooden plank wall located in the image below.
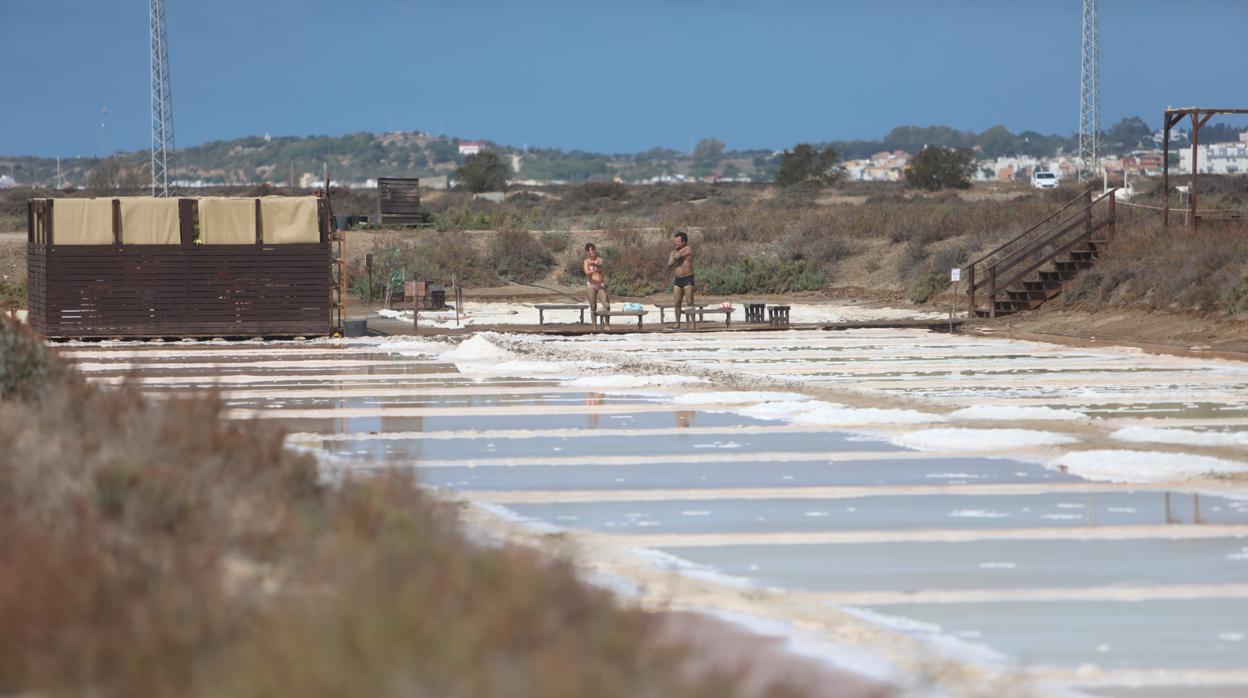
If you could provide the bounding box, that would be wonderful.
[27,198,332,339]
[377,177,422,225]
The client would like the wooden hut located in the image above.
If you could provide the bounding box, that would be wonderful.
[26,196,334,339]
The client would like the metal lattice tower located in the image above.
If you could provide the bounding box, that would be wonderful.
[1078,0,1100,180]
[149,0,174,196]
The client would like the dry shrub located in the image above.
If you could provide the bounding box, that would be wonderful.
[1059,211,1248,312]
[489,229,555,283]
[564,181,630,202]
[602,231,673,297]
[0,318,807,698]
[0,316,76,401]
[540,230,571,254]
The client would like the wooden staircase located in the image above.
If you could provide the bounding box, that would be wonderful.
[964,186,1117,318]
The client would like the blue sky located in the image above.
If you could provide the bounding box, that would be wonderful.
[2,0,1245,157]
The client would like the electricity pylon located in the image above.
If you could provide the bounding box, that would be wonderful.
[1078,0,1100,180]
[150,0,175,196]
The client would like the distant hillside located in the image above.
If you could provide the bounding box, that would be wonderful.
[2,116,1238,189]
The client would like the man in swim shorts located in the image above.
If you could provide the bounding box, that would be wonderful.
[667,231,694,328]
[583,242,610,328]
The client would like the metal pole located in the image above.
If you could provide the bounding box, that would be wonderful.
[453,274,460,327]
[949,278,955,334]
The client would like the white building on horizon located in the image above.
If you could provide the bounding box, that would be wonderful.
[1171,133,1248,175]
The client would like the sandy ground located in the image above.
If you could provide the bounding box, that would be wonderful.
[979,308,1248,359]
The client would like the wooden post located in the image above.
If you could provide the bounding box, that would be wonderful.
[1162,113,1171,229]
[1190,112,1199,232]
[1108,189,1116,238]
[178,199,195,246]
[967,265,976,318]
[988,266,997,319]
[112,199,122,245]
[1083,188,1093,236]
[254,198,263,245]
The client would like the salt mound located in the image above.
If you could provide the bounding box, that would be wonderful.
[792,404,945,426]
[895,428,1079,452]
[1111,426,1248,449]
[737,399,943,426]
[739,400,824,421]
[438,335,514,363]
[951,405,1087,422]
[1054,449,1248,483]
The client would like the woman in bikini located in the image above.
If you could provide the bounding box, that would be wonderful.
[583,242,610,328]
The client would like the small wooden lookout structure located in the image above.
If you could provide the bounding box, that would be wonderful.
[377,177,422,226]
[26,195,338,339]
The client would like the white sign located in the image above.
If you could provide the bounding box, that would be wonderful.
[950,268,961,282]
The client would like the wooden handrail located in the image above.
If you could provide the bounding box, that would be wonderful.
[967,188,1117,316]
[997,217,1114,292]
[968,188,1116,293]
[964,185,1099,270]
[988,204,1090,282]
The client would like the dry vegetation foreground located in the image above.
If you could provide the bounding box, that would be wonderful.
[0,317,857,698]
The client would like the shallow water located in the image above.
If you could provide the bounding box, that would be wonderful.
[415,457,1078,491]
[504,491,1248,534]
[861,598,1248,671]
[71,327,1248,695]
[662,538,1248,593]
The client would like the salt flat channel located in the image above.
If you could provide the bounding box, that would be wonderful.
[64,327,1248,697]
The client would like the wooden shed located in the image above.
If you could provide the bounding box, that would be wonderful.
[26,196,335,339]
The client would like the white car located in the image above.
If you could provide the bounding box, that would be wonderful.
[1031,171,1060,189]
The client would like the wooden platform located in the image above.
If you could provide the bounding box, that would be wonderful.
[366,317,963,337]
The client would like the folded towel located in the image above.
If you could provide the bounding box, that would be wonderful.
[622,302,644,312]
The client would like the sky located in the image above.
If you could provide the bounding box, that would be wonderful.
[2,0,1246,158]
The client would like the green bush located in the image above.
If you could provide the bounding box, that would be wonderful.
[699,258,827,295]
[1222,276,1248,314]
[0,316,76,402]
[0,281,26,309]
[906,245,970,304]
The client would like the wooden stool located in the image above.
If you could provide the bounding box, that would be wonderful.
[744,302,766,323]
[768,305,790,327]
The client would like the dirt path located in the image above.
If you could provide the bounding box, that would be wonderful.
[977,308,1248,360]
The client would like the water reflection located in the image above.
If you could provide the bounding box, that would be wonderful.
[586,392,604,428]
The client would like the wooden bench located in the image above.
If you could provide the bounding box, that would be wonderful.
[594,310,648,330]
[743,301,767,323]
[768,305,791,327]
[535,303,589,325]
[682,307,733,329]
[655,302,706,324]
